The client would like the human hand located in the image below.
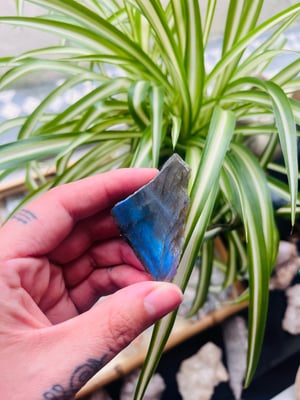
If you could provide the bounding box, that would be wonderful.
[0,169,183,399]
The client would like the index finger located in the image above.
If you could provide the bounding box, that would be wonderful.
[0,168,157,259]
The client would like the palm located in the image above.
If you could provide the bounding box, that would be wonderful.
[0,169,184,400]
[0,170,156,328]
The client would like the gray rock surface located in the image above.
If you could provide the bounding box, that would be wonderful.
[120,369,165,400]
[282,284,300,334]
[222,316,248,400]
[176,342,228,400]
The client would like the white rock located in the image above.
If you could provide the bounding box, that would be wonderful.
[270,241,300,290]
[222,316,248,400]
[120,369,165,400]
[176,342,228,400]
[282,285,300,334]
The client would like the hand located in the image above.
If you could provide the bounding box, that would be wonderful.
[0,169,183,399]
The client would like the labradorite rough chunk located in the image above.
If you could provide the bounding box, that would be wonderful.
[112,153,190,281]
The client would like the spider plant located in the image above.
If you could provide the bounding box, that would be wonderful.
[0,0,300,397]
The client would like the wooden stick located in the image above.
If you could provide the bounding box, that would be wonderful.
[0,170,56,200]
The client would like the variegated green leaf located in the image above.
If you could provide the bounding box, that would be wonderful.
[0,134,80,170]
[187,239,214,316]
[150,84,164,167]
[224,143,279,386]
[128,80,152,128]
[227,77,298,224]
[134,107,236,399]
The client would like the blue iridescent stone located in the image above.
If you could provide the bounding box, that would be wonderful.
[112,154,190,281]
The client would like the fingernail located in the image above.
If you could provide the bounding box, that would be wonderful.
[144,283,183,318]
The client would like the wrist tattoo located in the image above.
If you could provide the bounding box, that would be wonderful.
[12,208,38,225]
[42,355,108,399]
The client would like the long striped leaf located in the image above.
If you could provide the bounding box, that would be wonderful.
[134,182,220,400]
[233,49,298,81]
[222,233,238,289]
[0,17,166,91]
[187,239,214,316]
[184,0,204,121]
[224,144,279,386]
[128,80,152,128]
[15,0,24,15]
[0,132,127,171]
[150,85,164,167]
[214,0,264,94]
[206,4,300,95]
[0,59,101,90]
[186,107,236,237]
[3,0,169,86]
[12,46,92,61]
[170,0,186,58]
[0,134,82,170]
[202,0,217,47]
[134,0,191,135]
[54,139,130,185]
[135,107,236,399]
[227,77,298,224]
[18,74,104,139]
[130,127,153,167]
[242,10,299,68]
[0,17,110,53]
[42,78,132,129]
[272,58,300,87]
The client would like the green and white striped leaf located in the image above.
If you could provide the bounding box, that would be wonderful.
[134,107,236,399]
[187,239,214,317]
[0,133,84,170]
[128,80,152,128]
[227,77,298,224]
[150,84,164,167]
[224,144,279,385]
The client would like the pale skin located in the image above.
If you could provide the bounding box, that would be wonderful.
[0,168,183,399]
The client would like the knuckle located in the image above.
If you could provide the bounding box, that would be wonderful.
[106,311,140,353]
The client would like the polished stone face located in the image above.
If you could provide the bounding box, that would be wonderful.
[112,154,190,281]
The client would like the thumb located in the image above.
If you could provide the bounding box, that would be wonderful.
[34,282,182,398]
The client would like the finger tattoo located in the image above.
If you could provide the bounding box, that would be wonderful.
[11,208,38,225]
[42,355,108,399]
